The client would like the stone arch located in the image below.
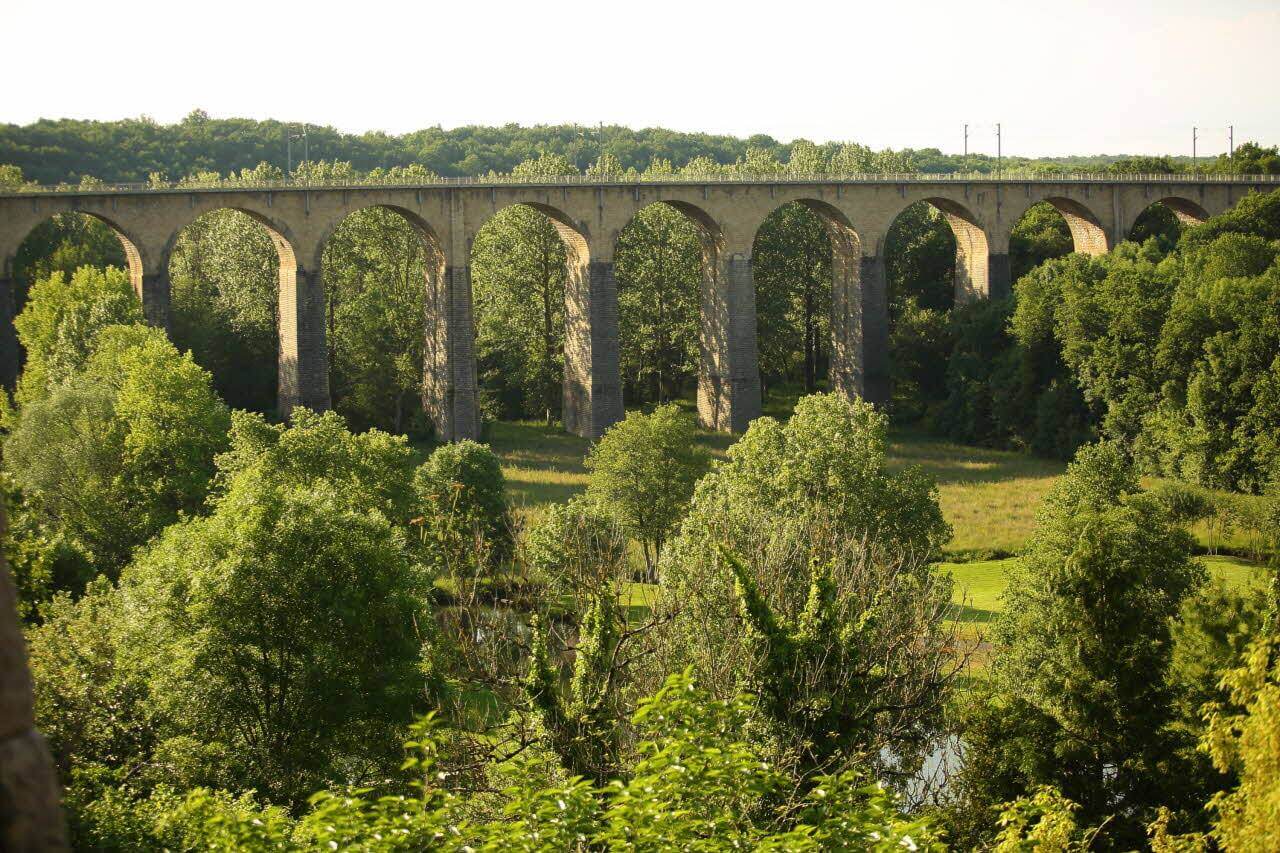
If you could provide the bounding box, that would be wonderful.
[2,211,150,389]
[1041,196,1109,256]
[753,199,865,402]
[1126,196,1209,242]
[471,201,621,439]
[885,197,993,306]
[17,210,147,307]
[612,200,746,430]
[316,204,465,438]
[162,207,324,418]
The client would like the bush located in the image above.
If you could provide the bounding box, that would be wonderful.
[414,439,512,570]
[4,325,229,576]
[585,403,707,580]
[522,495,627,598]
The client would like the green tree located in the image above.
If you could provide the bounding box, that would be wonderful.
[655,393,954,782]
[10,266,142,409]
[1146,234,1280,490]
[5,325,229,576]
[958,443,1205,848]
[614,202,701,403]
[413,439,512,571]
[1199,636,1280,850]
[585,403,707,579]
[117,481,427,806]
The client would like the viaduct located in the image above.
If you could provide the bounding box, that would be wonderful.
[1,175,1275,440]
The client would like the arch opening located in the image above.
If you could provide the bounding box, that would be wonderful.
[1128,197,1208,245]
[753,199,861,405]
[12,211,142,312]
[5,212,145,389]
[613,202,704,408]
[1042,197,1109,257]
[1009,201,1085,282]
[165,208,297,414]
[470,202,591,432]
[319,204,446,437]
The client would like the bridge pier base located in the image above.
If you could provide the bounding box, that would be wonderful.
[988,253,1013,301]
[859,255,890,408]
[698,253,761,433]
[278,269,330,419]
[563,260,624,440]
[139,272,170,332]
[424,265,479,442]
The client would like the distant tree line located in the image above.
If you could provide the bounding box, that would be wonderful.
[3,111,1275,185]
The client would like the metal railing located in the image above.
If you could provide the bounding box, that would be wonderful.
[3,170,1278,196]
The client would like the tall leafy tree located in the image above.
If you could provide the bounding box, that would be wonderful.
[614,200,700,403]
[956,443,1205,848]
[754,202,832,392]
[471,155,577,421]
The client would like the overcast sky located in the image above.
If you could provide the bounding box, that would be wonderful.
[8,0,1277,157]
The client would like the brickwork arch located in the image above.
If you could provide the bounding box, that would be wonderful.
[752,199,866,402]
[1125,196,1210,241]
[162,207,322,417]
[17,211,146,306]
[471,202,621,438]
[316,205,466,437]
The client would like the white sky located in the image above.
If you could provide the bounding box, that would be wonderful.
[7,0,1277,158]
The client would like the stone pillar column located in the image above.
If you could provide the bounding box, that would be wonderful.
[698,253,761,433]
[1,507,69,851]
[859,255,890,408]
[988,253,1013,301]
[139,272,171,332]
[423,265,479,442]
[563,260,623,440]
[278,268,330,419]
[830,250,862,401]
[0,277,19,391]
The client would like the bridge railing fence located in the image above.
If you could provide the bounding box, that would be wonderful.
[4,171,1279,195]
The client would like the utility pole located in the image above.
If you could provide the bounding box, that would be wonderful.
[963,123,968,159]
[286,123,309,182]
[996,123,1002,178]
[1229,124,1235,158]
[1192,126,1198,172]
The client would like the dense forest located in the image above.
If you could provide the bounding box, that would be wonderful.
[3,112,1276,185]
[2,118,1280,850]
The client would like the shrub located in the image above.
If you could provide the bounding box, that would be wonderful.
[585,403,707,579]
[414,439,512,570]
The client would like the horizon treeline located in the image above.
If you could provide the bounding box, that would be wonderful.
[3,109,1266,185]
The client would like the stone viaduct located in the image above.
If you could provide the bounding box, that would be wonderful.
[0,175,1274,440]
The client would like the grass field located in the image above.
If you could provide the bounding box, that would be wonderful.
[940,553,1269,669]
[486,418,1066,556]
[484,409,1271,678]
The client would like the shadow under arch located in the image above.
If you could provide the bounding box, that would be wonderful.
[471,201,620,439]
[613,199,733,428]
[19,209,146,306]
[753,198,866,402]
[1127,196,1210,243]
[317,204,461,437]
[163,206,324,418]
